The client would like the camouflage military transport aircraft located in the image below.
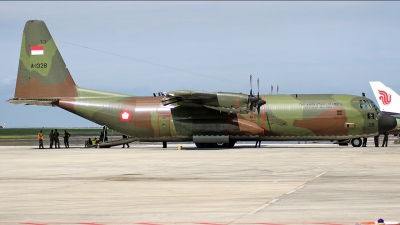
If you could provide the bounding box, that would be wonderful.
[8,20,397,148]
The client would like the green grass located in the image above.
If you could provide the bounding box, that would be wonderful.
[0,128,121,139]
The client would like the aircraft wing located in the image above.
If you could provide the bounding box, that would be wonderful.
[7,98,59,106]
[161,90,219,107]
[161,90,250,114]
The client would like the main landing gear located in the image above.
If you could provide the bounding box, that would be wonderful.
[350,138,362,147]
[335,138,364,147]
[195,141,236,148]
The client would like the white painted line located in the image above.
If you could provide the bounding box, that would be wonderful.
[286,190,296,195]
[315,171,326,178]
[297,185,305,189]
[269,198,279,204]
[248,199,279,215]
[248,203,270,215]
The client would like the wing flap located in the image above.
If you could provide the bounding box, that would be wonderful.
[203,105,249,114]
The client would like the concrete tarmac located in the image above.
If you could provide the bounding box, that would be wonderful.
[0,143,399,225]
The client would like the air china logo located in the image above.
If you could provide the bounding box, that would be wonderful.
[378,90,391,105]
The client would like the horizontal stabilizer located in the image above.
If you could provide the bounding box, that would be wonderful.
[7,98,58,106]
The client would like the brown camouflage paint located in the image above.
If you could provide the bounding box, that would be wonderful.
[9,20,397,147]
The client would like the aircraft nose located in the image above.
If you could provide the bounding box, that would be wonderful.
[378,114,397,133]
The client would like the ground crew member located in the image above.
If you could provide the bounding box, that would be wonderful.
[382,131,389,147]
[92,138,98,146]
[99,131,104,143]
[38,130,44,149]
[362,137,367,147]
[374,135,379,147]
[49,130,54,148]
[377,218,385,225]
[54,129,60,148]
[99,131,108,143]
[122,134,130,148]
[63,130,70,148]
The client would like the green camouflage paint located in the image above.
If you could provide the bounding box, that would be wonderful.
[9,20,397,147]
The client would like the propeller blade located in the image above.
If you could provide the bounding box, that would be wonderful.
[257,99,266,106]
[257,78,260,99]
[250,74,253,96]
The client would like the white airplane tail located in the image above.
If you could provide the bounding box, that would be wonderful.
[369,81,400,114]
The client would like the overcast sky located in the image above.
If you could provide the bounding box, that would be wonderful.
[1,1,400,128]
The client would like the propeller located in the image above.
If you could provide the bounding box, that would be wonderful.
[247,75,266,117]
[256,78,266,116]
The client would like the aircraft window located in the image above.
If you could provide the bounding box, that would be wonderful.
[367,113,375,120]
[359,100,366,109]
[363,100,371,108]
[337,110,342,116]
[370,101,381,115]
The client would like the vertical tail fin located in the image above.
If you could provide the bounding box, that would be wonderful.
[13,20,77,100]
[369,81,400,114]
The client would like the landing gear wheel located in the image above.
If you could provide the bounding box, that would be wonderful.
[213,143,229,148]
[195,143,212,148]
[351,138,362,147]
[227,141,236,148]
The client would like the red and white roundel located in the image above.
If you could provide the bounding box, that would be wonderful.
[119,110,132,122]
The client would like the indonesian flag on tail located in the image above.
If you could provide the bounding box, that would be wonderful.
[31,46,44,55]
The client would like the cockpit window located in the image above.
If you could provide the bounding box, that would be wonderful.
[359,100,367,109]
[360,99,374,109]
[364,100,372,108]
[370,101,381,115]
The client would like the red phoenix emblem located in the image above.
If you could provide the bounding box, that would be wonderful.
[378,90,392,105]
[119,110,132,122]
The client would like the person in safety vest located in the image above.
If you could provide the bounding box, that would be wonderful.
[38,130,44,149]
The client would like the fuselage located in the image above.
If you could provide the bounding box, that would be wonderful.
[57,88,381,142]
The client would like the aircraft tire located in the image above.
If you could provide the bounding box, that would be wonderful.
[195,143,212,148]
[351,138,362,147]
[227,141,236,148]
[213,143,229,148]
